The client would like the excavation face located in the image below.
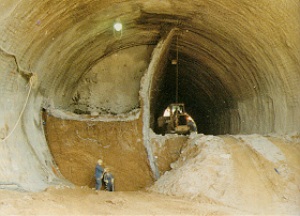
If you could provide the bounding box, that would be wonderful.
[0,0,299,191]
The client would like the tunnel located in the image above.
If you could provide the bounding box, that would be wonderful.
[0,0,299,192]
[150,37,237,135]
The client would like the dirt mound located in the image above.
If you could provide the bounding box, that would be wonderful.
[149,134,300,215]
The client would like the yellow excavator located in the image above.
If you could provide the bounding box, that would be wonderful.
[157,103,197,135]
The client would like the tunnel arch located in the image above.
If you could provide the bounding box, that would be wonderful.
[147,28,259,135]
[0,0,299,191]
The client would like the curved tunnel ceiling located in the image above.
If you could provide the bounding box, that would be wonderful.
[0,0,299,135]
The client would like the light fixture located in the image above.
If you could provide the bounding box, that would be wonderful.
[113,20,122,32]
[113,18,123,39]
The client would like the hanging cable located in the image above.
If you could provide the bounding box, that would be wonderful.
[0,75,35,142]
[175,34,179,103]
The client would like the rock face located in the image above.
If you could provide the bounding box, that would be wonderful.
[0,0,299,191]
[45,114,153,191]
[73,46,153,114]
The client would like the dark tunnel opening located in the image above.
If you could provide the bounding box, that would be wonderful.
[150,44,239,135]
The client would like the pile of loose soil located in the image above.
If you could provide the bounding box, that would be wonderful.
[149,134,300,215]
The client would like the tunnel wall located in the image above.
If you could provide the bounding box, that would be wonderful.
[140,29,180,179]
[0,50,59,191]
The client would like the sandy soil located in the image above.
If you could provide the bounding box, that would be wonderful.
[44,114,154,191]
[150,134,300,215]
[0,186,249,215]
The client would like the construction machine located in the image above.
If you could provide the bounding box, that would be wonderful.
[157,103,197,135]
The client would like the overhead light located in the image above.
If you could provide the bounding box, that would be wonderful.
[113,21,122,32]
[113,18,123,39]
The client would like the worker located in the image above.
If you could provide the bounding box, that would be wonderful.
[103,168,115,192]
[187,117,197,133]
[95,159,105,191]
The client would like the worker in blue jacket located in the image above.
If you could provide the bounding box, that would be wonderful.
[103,168,115,192]
[95,159,105,190]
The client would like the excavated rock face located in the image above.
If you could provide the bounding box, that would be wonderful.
[0,0,299,191]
